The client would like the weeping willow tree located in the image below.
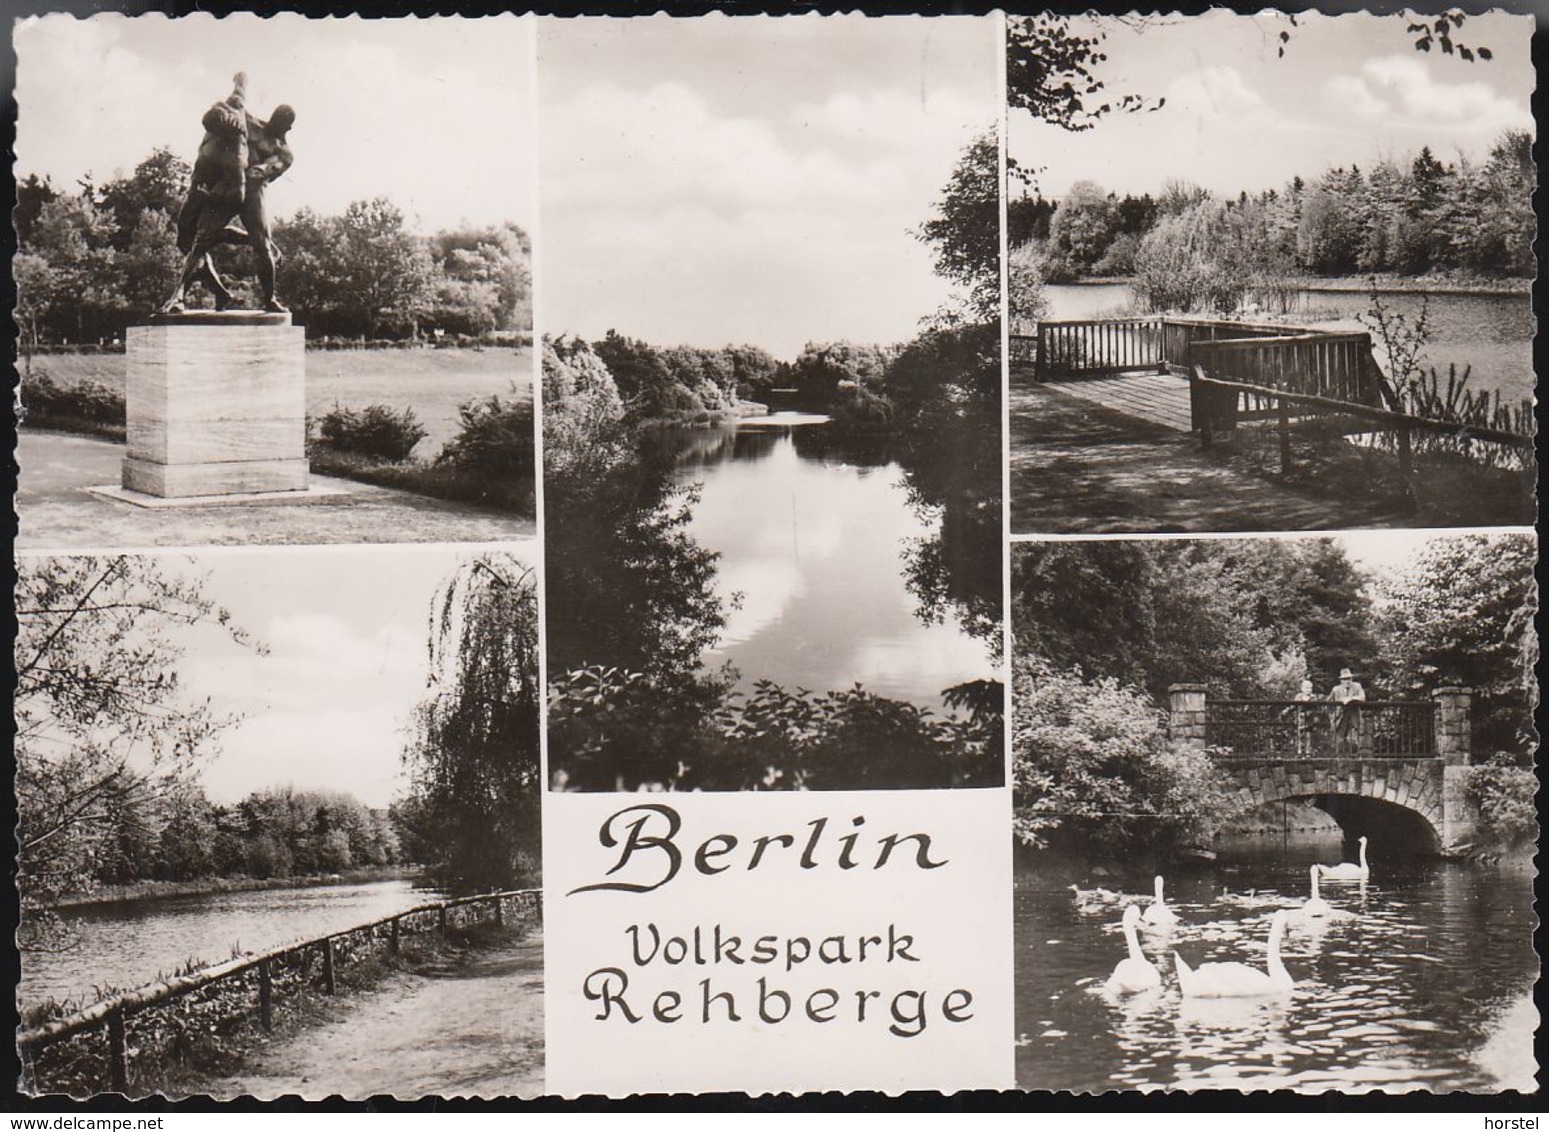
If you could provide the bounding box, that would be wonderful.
[402,554,541,889]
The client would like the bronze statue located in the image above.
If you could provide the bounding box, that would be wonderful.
[158,73,295,315]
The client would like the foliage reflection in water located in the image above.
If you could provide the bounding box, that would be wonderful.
[658,414,995,708]
[1015,849,1537,1093]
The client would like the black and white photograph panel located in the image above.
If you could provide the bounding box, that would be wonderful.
[1006,11,1534,534]
[1009,531,1537,1092]
[540,16,1005,792]
[13,15,536,549]
[15,546,543,1099]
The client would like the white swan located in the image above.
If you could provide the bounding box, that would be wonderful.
[1142,874,1180,926]
[1105,904,1162,995]
[1173,910,1295,998]
[1317,835,1370,881]
[1301,863,1331,918]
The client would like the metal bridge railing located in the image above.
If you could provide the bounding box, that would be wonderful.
[1204,700,1437,761]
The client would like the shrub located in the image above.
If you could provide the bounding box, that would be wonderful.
[315,403,427,462]
[1466,757,1537,855]
[1012,658,1238,858]
[18,371,127,436]
[829,381,895,429]
[434,395,536,483]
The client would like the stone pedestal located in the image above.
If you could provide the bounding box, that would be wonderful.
[122,311,307,498]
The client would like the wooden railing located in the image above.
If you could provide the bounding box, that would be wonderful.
[18,888,541,1096]
[1190,368,1534,477]
[1190,333,1392,408]
[1033,318,1164,381]
[1158,318,1295,374]
[1030,318,1391,406]
[1204,700,1437,761]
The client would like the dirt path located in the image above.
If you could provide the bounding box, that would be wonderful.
[1009,384,1410,535]
[15,430,534,550]
[229,932,544,1100]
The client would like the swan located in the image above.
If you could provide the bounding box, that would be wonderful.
[1317,835,1370,881]
[1301,863,1331,918]
[1142,875,1180,926]
[1174,910,1295,998]
[1069,883,1124,914]
[1105,904,1162,995]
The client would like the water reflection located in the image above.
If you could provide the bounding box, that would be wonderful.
[1016,848,1537,1093]
[660,415,995,707]
[24,879,443,1009]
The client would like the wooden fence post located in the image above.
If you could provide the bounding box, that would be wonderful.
[259,959,273,1032]
[1397,424,1414,502]
[390,916,401,956]
[1277,395,1292,474]
[494,895,504,927]
[106,1010,128,1093]
[438,906,449,938]
[322,938,336,996]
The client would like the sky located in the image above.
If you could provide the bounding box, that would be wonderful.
[539,15,1001,358]
[1008,10,1534,203]
[12,14,535,233]
[138,545,535,810]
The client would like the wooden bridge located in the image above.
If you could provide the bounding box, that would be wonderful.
[1169,684,1478,855]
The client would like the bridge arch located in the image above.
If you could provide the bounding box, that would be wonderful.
[1238,766,1445,854]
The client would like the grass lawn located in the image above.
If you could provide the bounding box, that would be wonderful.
[23,347,533,460]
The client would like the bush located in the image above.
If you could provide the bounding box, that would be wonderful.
[18,371,127,436]
[829,381,895,429]
[315,403,427,462]
[1012,658,1238,858]
[1465,757,1537,855]
[435,395,536,483]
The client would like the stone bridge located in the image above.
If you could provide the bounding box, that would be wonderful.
[1169,684,1478,855]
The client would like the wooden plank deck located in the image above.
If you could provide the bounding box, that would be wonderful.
[1044,371,1193,432]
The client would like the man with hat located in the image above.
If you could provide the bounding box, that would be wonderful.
[1330,667,1366,754]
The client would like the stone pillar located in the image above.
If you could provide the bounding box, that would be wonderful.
[1431,687,1473,767]
[1168,684,1210,750]
[122,311,307,498]
[1440,764,1478,855]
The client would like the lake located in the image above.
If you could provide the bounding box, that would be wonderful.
[1014,845,1538,1093]
[22,879,444,1011]
[661,414,997,709]
[1043,283,1534,404]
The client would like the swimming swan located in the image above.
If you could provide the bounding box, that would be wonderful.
[1173,910,1294,998]
[1317,835,1370,881]
[1105,904,1162,995]
[1142,875,1180,926]
[1301,863,1331,918]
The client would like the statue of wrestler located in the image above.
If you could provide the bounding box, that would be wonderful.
[158,79,295,315]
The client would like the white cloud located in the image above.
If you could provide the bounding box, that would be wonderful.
[543,76,982,353]
[1165,65,1265,120]
[14,14,534,232]
[1324,55,1532,133]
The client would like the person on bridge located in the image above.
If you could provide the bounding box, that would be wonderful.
[1330,667,1366,755]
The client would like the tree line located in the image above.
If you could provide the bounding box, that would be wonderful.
[14,148,532,346]
[1012,534,1537,858]
[89,784,405,889]
[1010,131,1532,322]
